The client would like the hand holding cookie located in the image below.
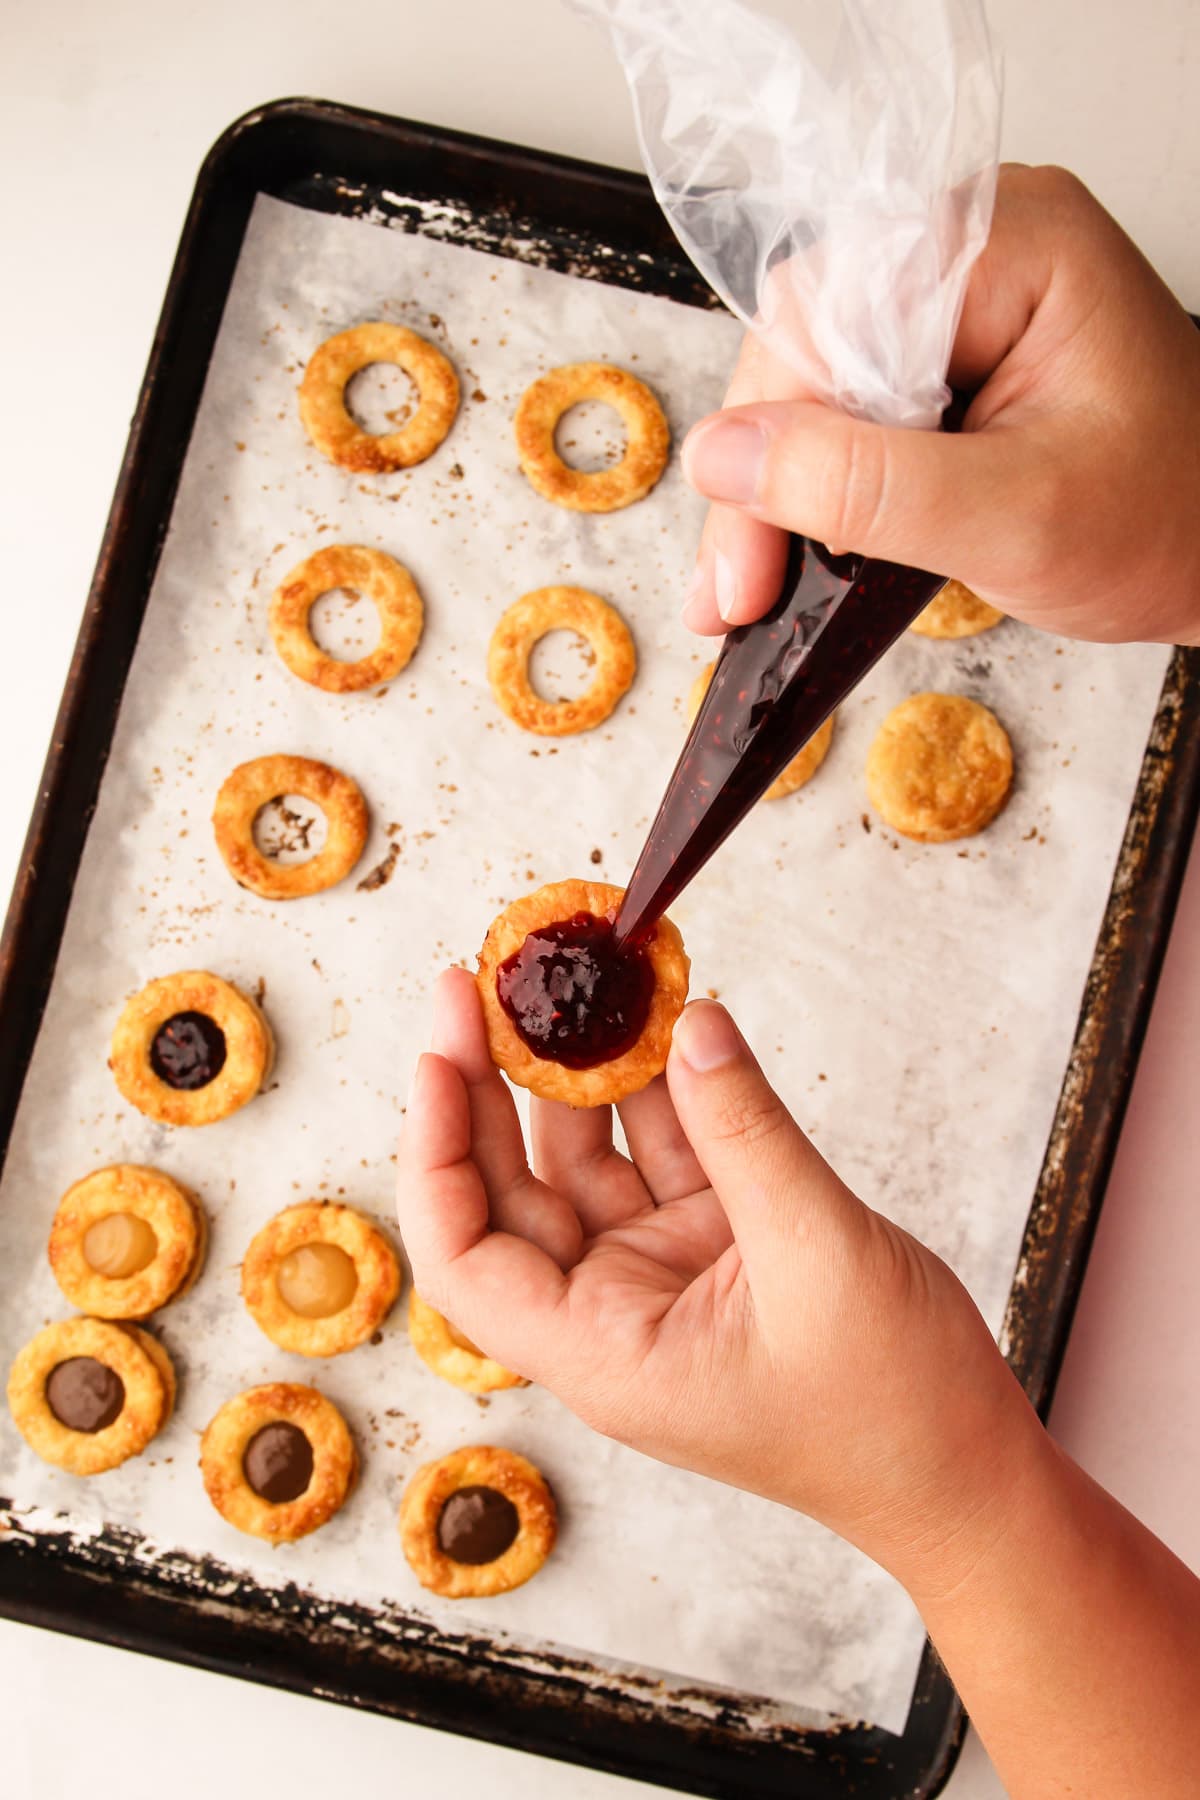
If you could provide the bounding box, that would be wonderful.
[395,971,1044,1591]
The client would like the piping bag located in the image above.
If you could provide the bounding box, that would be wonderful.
[571,0,1002,948]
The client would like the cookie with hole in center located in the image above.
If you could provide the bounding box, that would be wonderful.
[487,586,635,737]
[270,544,424,695]
[299,322,459,473]
[514,362,669,512]
[213,754,369,900]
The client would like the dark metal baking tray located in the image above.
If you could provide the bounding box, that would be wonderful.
[1,97,1197,1800]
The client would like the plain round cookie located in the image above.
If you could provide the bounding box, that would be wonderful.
[909,579,1005,639]
[866,693,1014,842]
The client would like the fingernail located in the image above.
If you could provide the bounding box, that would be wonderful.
[672,1000,743,1072]
[682,417,766,506]
[713,549,738,623]
[406,1052,432,1111]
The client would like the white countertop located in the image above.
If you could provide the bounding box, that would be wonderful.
[4,4,1199,1796]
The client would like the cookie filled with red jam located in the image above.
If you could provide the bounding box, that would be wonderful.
[476,879,689,1106]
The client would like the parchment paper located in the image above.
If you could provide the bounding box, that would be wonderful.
[0,194,1172,1734]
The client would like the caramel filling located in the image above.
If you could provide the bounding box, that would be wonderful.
[275,1243,359,1319]
[83,1212,159,1279]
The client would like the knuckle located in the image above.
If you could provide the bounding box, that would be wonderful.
[706,1082,789,1154]
[805,424,889,553]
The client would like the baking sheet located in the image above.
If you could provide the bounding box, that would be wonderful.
[0,193,1171,1735]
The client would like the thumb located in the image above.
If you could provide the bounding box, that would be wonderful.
[680,400,1020,578]
[665,1000,864,1283]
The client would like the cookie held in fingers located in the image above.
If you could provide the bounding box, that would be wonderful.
[270,544,424,694]
[242,1202,400,1357]
[866,693,1014,843]
[399,1446,556,1598]
[200,1382,358,1544]
[687,662,835,800]
[7,1316,175,1475]
[909,579,1005,639]
[476,879,689,1107]
[408,1291,527,1395]
[213,754,369,899]
[49,1164,207,1319]
[487,587,635,736]
[299,322,459,472]
[514,361,669,512]
[110,971,275,1127]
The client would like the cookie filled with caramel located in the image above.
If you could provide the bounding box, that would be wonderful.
[399,1445,556,1598]
[476,879,689,1107]
[241,1202,400,1358]
[48,1164,207,1319]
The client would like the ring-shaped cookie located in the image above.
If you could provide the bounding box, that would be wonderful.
[241,1202,400,1357]
[688,663,835,800]
[399,1445,557,1598]
[110,970,275,1128]
[487,588,635,736]
[6,1316,174,1475]
[866,693,1014,843]
[407,1291,527,1395]
[213,754,369,900]
[514,362,669,512]
[299,323,459,473]
[200,1382,358,1544]
[270,545,424,695]
[909,579,1006,640]
[476,878,690,1107]
[48,1164,206,1319]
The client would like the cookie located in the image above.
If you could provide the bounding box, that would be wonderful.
[299,322,458,473]
[514,362,668,512]
[909,579,1005,639]
[213,753,369,899]
[110,971,275,1127]
[241,1202,400,1358]
[7,1316,175,1475]
[487,587,635,736]
[399,1445,556,1598]
[408,1291,527,1395]
[270,545,423,694]
[200,1382,358,1544]
[476,879,689,1107]
[866,693,1014,842]
[48,1164,206,1319]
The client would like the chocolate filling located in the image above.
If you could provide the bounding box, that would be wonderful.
[437,1484,520,1564]
[242,1421,314,1504]
[45,1357,125,1433]
[149,1011,227,1090]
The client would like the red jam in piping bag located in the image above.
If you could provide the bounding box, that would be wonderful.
[612,534,947,950]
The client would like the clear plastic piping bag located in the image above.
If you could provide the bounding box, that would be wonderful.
[572,0,1001,429]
